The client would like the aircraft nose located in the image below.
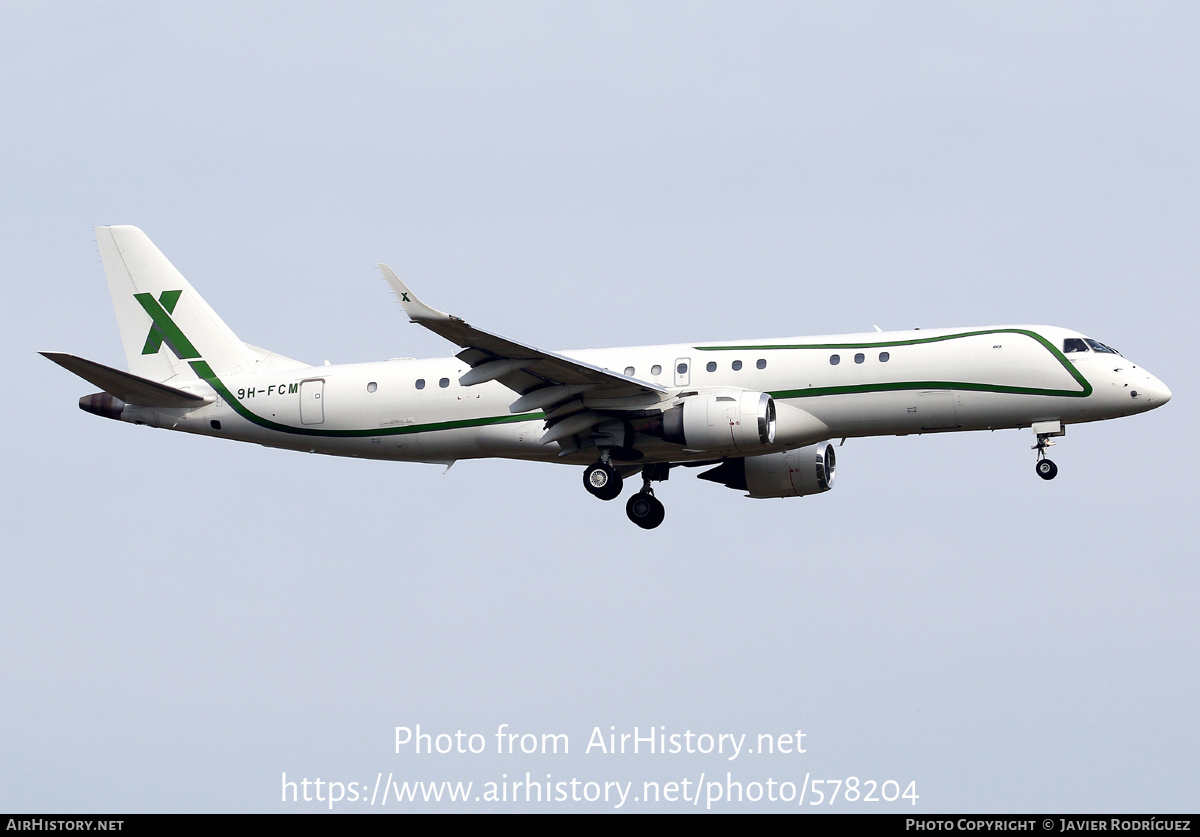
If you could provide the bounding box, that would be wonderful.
[1153,378,1172,405]
[1136,373,1171,407]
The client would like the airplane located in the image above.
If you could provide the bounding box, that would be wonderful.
[43,225,1172,529]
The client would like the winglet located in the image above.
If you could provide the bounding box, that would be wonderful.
[379,264,454,324]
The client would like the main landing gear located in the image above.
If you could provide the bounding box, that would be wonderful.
[582,453,623,501]
[626,488,665,530]
[624,461,670,530]
[582,453,669,529]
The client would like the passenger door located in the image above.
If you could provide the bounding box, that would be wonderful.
[300,379,325,425]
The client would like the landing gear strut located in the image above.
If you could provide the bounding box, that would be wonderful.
[625,463,669,529]
[583,450,623,500]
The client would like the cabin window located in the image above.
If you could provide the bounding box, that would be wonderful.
[415,379,426,390]
[830,354,840,365]
[624,366,635,376]
[210,420,222,430]
[854,352,865,364]
[879,351,890,362]
[732,360,742,371]
[756,359,767,369]
[651,364,662,376]
[706,361,717,372]
[1063,338,1089,353]
[366,382,378,393]
[677,362,688,375]
[439,377,450,388]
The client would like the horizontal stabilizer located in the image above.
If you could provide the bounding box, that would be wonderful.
[40,352,212,408]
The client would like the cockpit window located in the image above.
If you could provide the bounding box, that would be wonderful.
[1085,339,1120,355]
[1063,338,1088,353]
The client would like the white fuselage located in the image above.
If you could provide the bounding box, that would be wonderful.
[121,323,1171,466]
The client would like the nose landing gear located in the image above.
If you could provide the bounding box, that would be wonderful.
[1035,457,1058,480]
[1031,421,1065,481]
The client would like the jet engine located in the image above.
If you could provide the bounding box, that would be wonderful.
[698,442,837,498]
[657,391,831,454]
[661,390,776,451]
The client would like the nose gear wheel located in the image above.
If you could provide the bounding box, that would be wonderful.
[1032,431,1059,481]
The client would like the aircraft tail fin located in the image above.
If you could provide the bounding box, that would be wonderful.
[96,225,258,383]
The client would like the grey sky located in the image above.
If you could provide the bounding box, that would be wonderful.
[2,2,1196,812]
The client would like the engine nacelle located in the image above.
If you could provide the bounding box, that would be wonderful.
[698,442,837,498]
[661,390,775,451]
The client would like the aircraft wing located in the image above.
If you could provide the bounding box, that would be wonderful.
[380,265,667,416]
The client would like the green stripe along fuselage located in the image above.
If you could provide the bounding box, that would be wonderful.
[695,328,1093,400]
[189,360,541,438]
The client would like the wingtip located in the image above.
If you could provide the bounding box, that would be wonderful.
[378,265,451,323]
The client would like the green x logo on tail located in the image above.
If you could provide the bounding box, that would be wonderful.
[135,290,200,359]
